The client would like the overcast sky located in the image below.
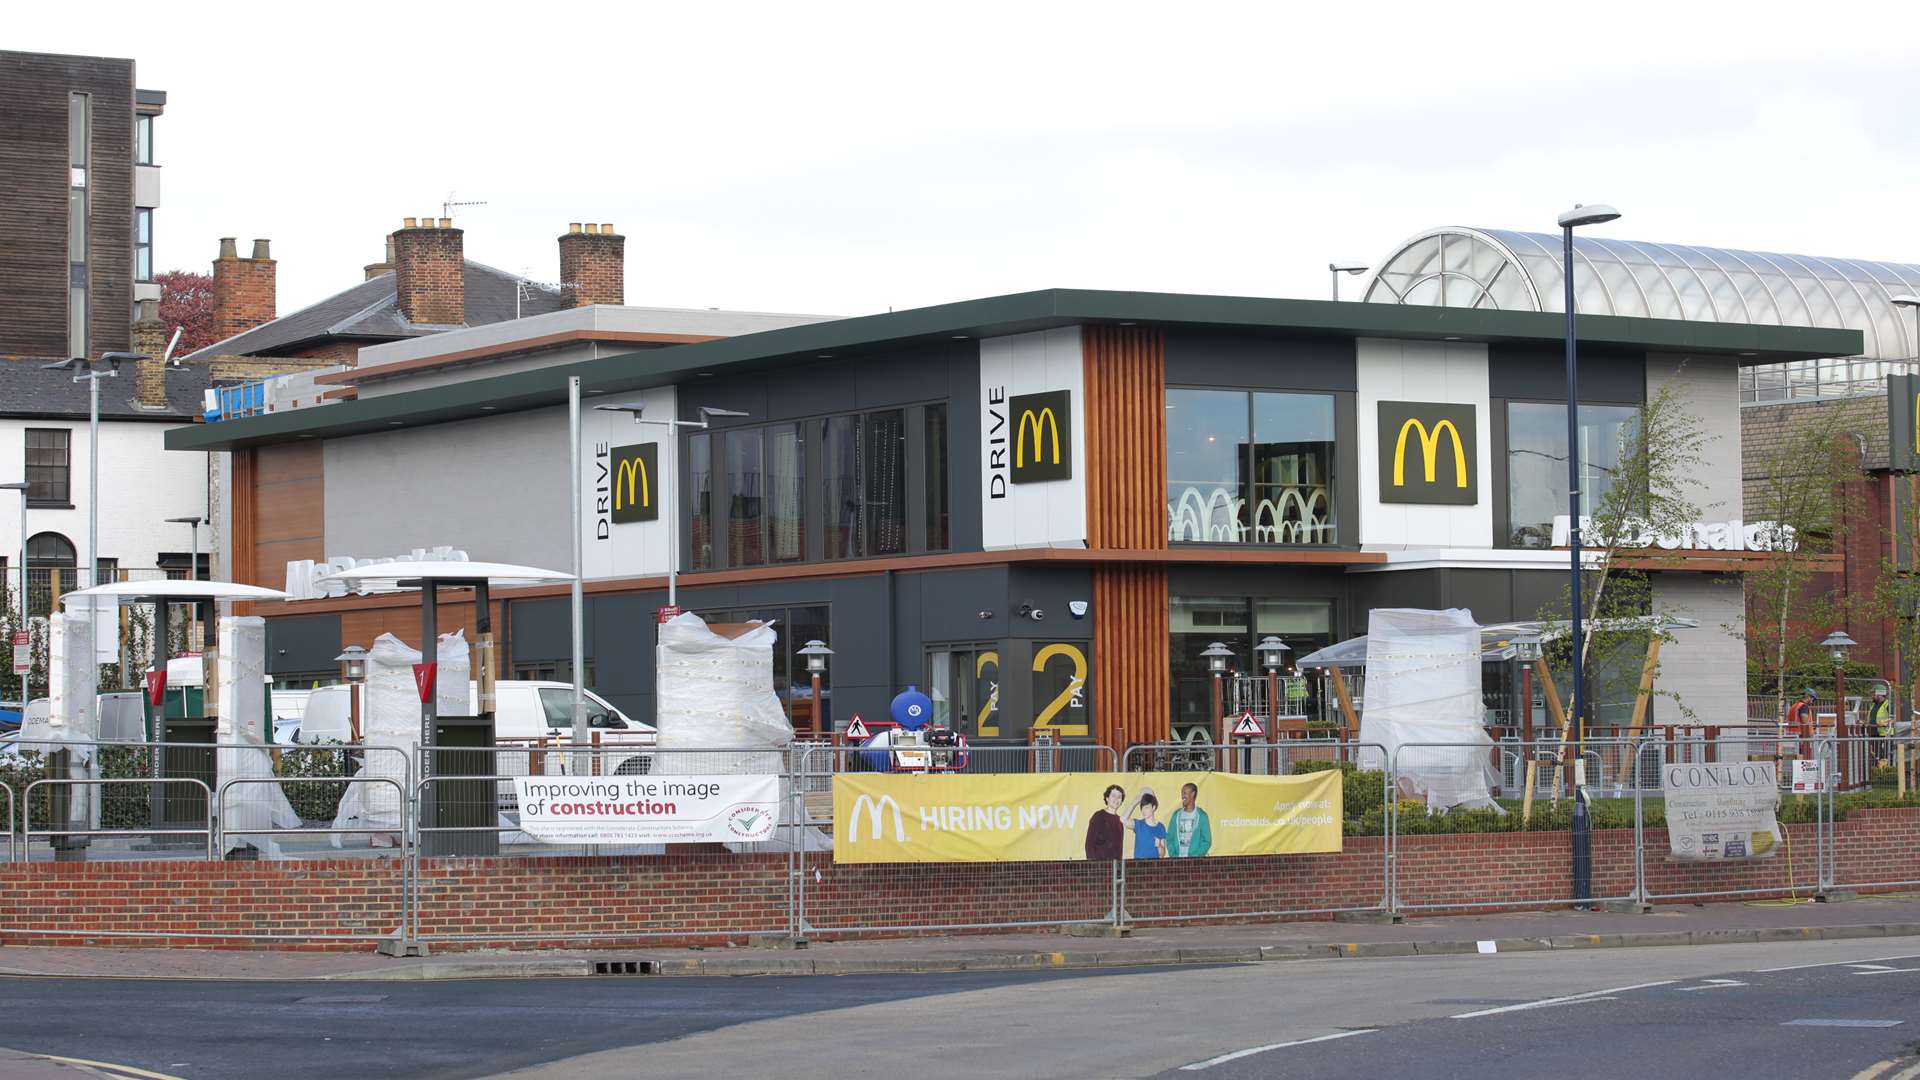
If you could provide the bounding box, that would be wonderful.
[16,1,1920,319]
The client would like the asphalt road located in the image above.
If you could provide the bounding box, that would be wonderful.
[0,939,1917,1080]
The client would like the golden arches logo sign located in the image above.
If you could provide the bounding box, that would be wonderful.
[1009,390,1072,483]
[610,443,659,523]
[1378,401,1477,505]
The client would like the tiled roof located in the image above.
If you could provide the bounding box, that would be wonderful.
[181,261,566,362]
[0,358,215,421]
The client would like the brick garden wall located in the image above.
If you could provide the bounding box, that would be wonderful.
[2,810,1914,951]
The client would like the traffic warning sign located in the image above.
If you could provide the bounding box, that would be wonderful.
[1230,711,1264,738]
[843,715,872,741]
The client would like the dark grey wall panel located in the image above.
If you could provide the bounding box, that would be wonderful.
[1490,344,1645,403]
[1165,330,1357,392]
[266,614,340,675]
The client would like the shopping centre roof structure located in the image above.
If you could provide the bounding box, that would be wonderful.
[1365,228,1920,363]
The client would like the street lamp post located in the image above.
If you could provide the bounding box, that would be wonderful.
[334,644,369,743]
[798,640,833,738]
[1556,202,1621,909]
[43,353,139,592]
[165,516,206,665]
[1328,263,1368,301]
[1822,630,1858,789]
[1202,641,1234,764]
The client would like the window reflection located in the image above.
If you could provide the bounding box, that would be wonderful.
[1506,402,1639,548]
[1167,389,1336,545]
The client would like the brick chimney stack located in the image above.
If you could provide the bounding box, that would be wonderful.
[392,217,465,325]
[364,234,396,281]
[558,222,625,308]
[132,298,171,410]
[211,236,277,342]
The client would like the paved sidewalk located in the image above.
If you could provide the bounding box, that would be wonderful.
[3,893,1918,982]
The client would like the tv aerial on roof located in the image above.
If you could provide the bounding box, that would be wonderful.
[442,192,488,218]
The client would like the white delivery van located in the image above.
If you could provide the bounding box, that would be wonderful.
[285,681,652,773]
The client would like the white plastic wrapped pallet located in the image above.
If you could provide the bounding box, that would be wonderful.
[43,609,98,834]
[1356,607,1499,812]
[654,613,791,776]
[353,633,423,835]
[436,629,470,717]
[215,616,299,855]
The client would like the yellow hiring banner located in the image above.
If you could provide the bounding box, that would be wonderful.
[832,770,1341,864]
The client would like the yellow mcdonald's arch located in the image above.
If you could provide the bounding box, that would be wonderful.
[1391,418,1468,488]
[615,455,650,510]
[1016,407,1062,467]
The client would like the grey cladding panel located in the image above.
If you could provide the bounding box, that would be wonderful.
[1490,344,1645,403]
[1165,330,1356,391]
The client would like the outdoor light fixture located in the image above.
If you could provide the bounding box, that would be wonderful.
[1257,635,1290,672]
[1514,636,1544,663]
[334,645,370,683]
[1328,263,1369,301]
[1822,630,1858,666]
[43,353,146,597]
[1558,201,1621,910]
[1203,641,1233,675]
[799,639,833,675]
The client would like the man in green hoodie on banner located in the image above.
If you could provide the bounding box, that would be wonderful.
[1167,781,1212,858]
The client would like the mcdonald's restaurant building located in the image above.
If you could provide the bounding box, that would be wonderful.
[167,291,1858,749]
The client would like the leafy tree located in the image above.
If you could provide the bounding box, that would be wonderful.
[1740,409,1859,724]
[155,270,217,355]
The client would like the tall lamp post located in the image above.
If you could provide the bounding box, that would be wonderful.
[42,353,140,592]
[1329,263,1369,301]
[1822,630,1858,789]
[1257,635,1290,723]
[1892,293,1919,780]
[1557,202,1621,909]
[165,516,206,659]
[798,640,832,738]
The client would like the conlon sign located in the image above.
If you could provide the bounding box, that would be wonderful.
[1551,516,1795,552]
[284,547,470,600]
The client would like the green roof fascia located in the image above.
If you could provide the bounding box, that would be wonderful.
[167,288,1863,453]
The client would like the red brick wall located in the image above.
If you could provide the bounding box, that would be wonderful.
[2,810,1913,951]
[557,225,624,307]
[392,221,464,326]
[212,240,276,343]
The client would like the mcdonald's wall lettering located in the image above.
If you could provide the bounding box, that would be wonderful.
[610,443,659,523]
[1376,400,1478,506]
[1009,390,1073,484]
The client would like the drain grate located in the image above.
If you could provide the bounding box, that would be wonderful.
[593,960,654,976]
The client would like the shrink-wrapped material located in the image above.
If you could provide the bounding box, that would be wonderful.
[352,633,422,834]
[43,610,97,835]
[654,612,791,776]
[1357,608,1498,812]
[215,616,299,856]
[436,629,470,717]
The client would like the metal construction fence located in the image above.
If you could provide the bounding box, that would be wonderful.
[0,733,1913,950]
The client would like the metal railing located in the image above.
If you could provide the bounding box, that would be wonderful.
[3,733,1917,949]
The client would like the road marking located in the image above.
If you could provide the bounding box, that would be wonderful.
[1855,968,1920,976]
[1449,981,1673,1019]
[1755,954,1920,973]
[34,1054,187,1080]
[1893,1063,1920,1080]
[1179,1030,1376,1071]
[1848,1061,1899,1080]
[1783,1019,1905,1028]
[1851,964,1899,972]
[1679,979,1748,991]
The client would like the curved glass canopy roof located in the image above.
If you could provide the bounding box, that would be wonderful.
[1365,229,1920,400]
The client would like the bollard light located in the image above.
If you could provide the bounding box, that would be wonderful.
[1203,641,1233,675]
[334,644,370,683]
[799,639,833,675]
[1257,635,1290,673]
[1821,630,1857,667]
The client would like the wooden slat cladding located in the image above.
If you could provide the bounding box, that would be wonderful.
[1082,326,1167,549]
[251,441,323,588]
[230,449,257,586]
[1092,565,1169,750]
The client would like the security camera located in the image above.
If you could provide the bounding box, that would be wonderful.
[1028,608,1045,622]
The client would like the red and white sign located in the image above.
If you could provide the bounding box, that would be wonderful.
[9,631,26,677]
[144,669,168,707]
[843,715,871,741]
[657,604,684,625]
[412,662,438,704]
[1230,711,1265,738]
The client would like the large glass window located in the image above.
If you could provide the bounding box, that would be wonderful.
[25,532,77,619]
[861,409,907,556]
[1167,389,1336,545]
[25,429,71,507]
[1505,402,1640,548]
[768,424,804,563]
[68,93,89,360]
[725,428,765,567]
[925,403,950,551]
[134,113,153,165]
[928,642,1000,739]
[688,433,713,570]
[1170,596,1335,736]
[134,208,152,282]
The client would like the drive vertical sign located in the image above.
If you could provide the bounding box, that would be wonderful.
[977,327,1087,550]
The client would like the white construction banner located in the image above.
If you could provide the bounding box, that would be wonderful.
[1663,761,1781,861]
[512,774,780,844]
